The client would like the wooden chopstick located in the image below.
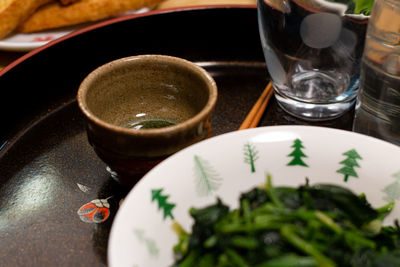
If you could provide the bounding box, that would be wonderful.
[238,82,273,130]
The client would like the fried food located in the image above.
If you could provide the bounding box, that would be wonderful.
[17,0,165,33]
[59,0,81,5]
[0,0,53,39]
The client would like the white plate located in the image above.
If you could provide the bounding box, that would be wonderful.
[0,26,79,52]
[0,8,150,52]
[108,125,400,267]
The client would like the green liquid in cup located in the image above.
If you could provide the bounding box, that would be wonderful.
[122,118,176,130]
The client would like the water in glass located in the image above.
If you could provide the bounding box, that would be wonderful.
[258,0,369,120]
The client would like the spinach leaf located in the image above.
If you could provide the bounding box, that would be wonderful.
[299,184,379,226]
[172,177,399,267]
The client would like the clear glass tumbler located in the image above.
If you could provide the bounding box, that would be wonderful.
[257,0,370,120]
[353,0,400,146]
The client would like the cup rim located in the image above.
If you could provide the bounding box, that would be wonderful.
[77,54,218,136]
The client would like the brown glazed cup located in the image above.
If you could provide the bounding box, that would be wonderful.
[77,55,218,185]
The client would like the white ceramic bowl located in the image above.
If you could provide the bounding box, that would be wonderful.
[108,125,400,267]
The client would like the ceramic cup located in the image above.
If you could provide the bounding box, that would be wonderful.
[77,55,218,185]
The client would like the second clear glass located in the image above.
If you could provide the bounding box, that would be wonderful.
[353,0,400,146]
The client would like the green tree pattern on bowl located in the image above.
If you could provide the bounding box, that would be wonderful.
[193,155,222,197]
[243,142,259,173]
[287,139,309,167]
[151,189,175,220]
[382,171,400,202]
[336,149,362,182]
[134,228,159,257]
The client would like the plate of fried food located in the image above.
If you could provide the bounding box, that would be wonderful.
[0,0,161,51]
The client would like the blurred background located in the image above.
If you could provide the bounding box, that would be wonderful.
[0,0,256,70]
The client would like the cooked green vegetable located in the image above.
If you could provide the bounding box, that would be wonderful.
[172,175,400,267]
[353,0,374,15]
[326,0,374,15]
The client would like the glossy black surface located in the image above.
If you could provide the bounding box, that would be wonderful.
[0,7,354,266]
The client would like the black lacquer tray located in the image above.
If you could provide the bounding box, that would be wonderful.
[0,6,354,266]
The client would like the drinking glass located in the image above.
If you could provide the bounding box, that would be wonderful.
[353,0,400,146]
[257,0,370,120]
